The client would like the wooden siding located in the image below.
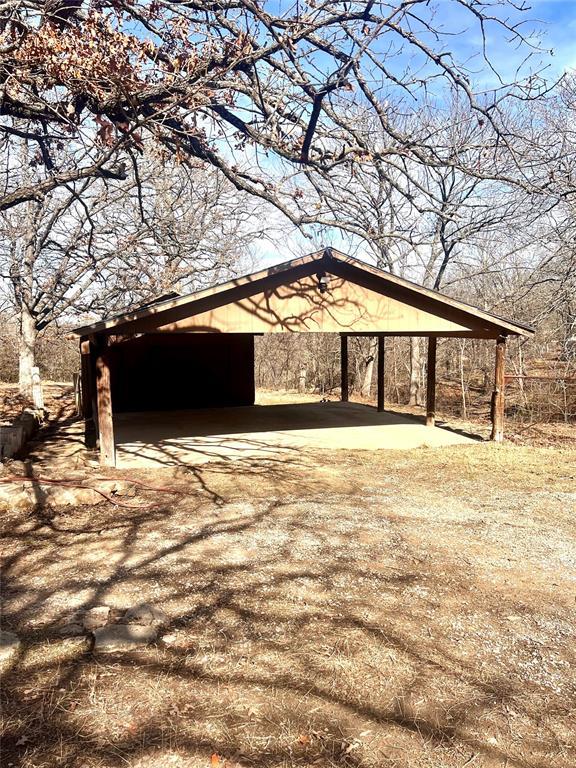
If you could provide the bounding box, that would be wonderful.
[150,273,489,335]
[73,249,534,339]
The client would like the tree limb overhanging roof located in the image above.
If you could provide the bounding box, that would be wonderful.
[73,248,535,338]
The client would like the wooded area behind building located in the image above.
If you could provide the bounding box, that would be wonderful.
[0,0,574,428]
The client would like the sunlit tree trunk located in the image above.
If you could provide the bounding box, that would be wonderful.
[361,338,378,398]
[18,218,38,397]
[18,303,37,397]
[458,339,468,419]
[409,337,422,406]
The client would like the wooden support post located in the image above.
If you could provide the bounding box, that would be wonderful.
[80,338,93,420]
[377,336,385,412]
[426,337,437,427]
[73,373,81,415]
[340,334,349,402]
[491,335,507,442]
[95,340,115,467]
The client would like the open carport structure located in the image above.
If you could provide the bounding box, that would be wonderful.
[73,248,534,467]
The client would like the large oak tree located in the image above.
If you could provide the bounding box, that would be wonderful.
[0,1,548,216]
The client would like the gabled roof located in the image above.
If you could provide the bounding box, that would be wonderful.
[73,248,534,338]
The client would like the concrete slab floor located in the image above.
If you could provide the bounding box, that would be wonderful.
[113,401,479,469]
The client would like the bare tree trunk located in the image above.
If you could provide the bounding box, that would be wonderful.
[458,339,468,419]
[517,342,527,409]
[19,303,37,397]
[483,366,491,394]
[361,337,378,398]
[393,341,400,403]
[409,337,421,405]
[17,203,39,397]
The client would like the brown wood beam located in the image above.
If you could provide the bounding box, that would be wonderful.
[339,331,501,338]
[340,334,349,402]
[491,335,507,442]
[95,339,116,467]
[80,337,98,449]
[426,337,437,427]
[79,338,93,420]
[377,335,385,412]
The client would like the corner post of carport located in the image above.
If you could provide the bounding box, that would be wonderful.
[79,336,97,448]
[340,333,349,402]
[491,334,507,443]
[79,336,93,422]
[426,336,437,427]
[94,334,116,467]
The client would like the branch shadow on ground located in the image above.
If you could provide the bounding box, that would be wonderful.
[1,446,573,768]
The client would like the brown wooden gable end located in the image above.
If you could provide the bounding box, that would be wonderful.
[73,249,534,340]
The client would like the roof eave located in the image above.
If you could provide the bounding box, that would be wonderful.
[72,250,327,337]
[72,248,535,339]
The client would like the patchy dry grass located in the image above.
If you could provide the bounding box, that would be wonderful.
[1,432,576,768]
[2,386,576,767]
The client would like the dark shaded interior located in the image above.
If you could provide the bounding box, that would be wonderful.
[109,333,255,413]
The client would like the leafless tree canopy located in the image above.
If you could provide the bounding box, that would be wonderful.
[0,131,265,392]
[0,0,552,216]
[1,0,574,412]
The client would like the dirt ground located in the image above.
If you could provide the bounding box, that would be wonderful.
[0,382,76,423]
[1,386,576,768]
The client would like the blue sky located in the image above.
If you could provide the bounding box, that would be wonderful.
[359,0,576,96]
[448,0,576,85]
[525,0,576,74]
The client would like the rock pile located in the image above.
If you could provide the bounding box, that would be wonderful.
[0,471,134,512]
[0,408,45,460]
[59,602,169,653]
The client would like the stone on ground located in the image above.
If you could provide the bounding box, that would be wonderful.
[59,623,84,637]
[0,483,33,512]
[123,603,168,627]
[59,605,110,632]
[82,605,110,630]
[42,485,104,506]
[0,630,20,662]
[92,624,157,652]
